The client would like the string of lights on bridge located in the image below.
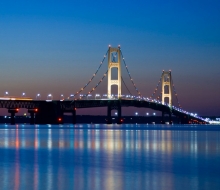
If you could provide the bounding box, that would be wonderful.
[2,91,209,123]
[120,49,142,97]
[3,46,182,111]
[83,46,143,98]
[150,74,162,100]
[65,45,143,100]
[2,45,209,123]
[66,49,109,99]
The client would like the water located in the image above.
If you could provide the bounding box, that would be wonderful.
[0,124,220,190]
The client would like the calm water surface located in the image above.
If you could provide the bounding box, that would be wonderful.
[0,124,220,190]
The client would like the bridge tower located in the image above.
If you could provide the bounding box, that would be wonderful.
[162,71,172,107]
[107,46,121,99]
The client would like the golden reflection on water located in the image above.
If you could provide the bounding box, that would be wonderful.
[0,128,219,157]
[0,125,220,190]
[1,127,220,155]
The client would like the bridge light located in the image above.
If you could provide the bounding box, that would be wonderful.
[36,93,41,100]
[153,113,156,116]
[146,113,149,116]
[46,94,53,101]
[35,109,38,112]
[135,112,138,116]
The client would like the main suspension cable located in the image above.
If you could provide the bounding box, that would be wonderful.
[171,76,182,108]
[70,49,109,98]
[86,69,109,96]
[121,76,132,96]
[120,49,142,97]
[150,73,162,99]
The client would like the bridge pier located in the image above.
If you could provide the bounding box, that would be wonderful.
[70,101,76,124]
[180,115,190,124]
[169,112,172,124]
[28,109,38,124]
[107,103,112,124]
[72,109,76,124]
[161,111,165,124]
[117,101,122,124]
[161,110,172,124]
[35,101,63,124]
[8,109,19,125]
[107,100,122,124]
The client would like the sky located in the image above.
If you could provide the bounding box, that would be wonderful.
[0,0,220,116]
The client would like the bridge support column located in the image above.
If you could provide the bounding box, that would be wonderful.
[35,101,63,124]
[161,111,165,124]
[181,115,190,124]
[107,102,112,124]
[28,109,38,125]
[8,109,19,125]
[72,109,76,124]
[71,102,76,124]
[169,111,172,124]
[117,101,122,124]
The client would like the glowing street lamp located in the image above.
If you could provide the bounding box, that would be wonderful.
[60,94,64,101]
[153,113,156,116]
[135,112,138,116]
[69,94,74,99]
[87,94,92,100]
[103,94,107,98]
[47,94,53,101]
[36,94,41,100]
[5,91,9,96]
[95,94,100,100]
[146,113,149,116]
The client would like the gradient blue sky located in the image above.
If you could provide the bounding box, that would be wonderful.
[0,0,220,116]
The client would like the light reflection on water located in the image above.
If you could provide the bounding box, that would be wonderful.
[0,124,220,190]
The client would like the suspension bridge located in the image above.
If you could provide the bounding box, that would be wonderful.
[0,46,208,125]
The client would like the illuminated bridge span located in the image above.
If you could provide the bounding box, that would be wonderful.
[1,46,208,125]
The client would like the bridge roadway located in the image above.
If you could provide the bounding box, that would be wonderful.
[0,99,206,125]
